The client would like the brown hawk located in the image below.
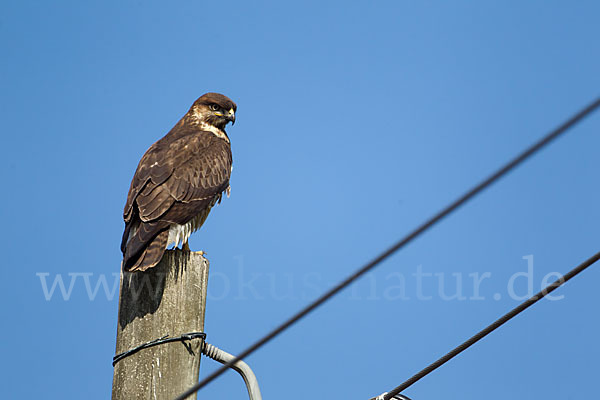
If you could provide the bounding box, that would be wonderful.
[121,93,236,271]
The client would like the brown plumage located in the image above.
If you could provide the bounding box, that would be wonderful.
[121,93,237,271]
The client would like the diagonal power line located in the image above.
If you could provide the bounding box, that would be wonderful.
[375,249,600,400]
[174,97,600,400]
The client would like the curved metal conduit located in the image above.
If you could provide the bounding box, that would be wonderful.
[202,342,262,400]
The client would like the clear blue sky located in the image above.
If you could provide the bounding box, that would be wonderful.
[2,1,599,399]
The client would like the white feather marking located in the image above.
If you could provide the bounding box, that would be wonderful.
[200,122,229,142]
[167,207,213,248]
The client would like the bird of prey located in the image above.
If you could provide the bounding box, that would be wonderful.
[121,93,236,271]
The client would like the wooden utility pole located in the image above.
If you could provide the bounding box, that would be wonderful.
[112,250,209,400]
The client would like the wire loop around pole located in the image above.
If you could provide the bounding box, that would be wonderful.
[112,332,206,366]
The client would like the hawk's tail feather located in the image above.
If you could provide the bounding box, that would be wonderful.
[123,227,169,272]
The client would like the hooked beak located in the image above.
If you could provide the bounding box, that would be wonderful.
[226,108,236,125]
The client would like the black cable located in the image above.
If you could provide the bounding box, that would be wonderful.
[380,250,600,399]
[174,97,600,400]
[113,332,206,366]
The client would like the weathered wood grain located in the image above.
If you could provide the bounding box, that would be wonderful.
[112,250,209,400]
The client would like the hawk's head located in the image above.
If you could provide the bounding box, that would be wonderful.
[189,92,237,130]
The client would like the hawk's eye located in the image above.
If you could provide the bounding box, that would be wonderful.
[209,104,220,111]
